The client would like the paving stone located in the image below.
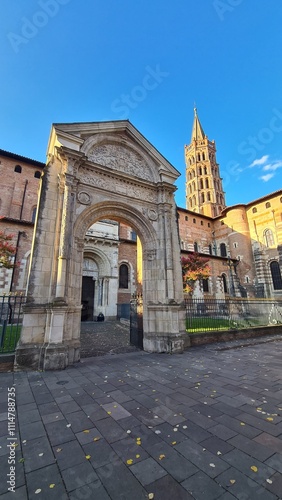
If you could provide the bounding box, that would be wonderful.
[179,420,213,443]
[175,438,230,478]
[52,440,86,470]
[41,411,65,424]
[33,392,54,405]
[130,424,163,451]
[209,423,238,441]
[37,401,60,416]
[107,389,133,403]
[68,480,111,500]
[57,400,81,415]
[0,486,28,500]
[212,402,243,417]
[144,474,194,500]
[17,408,41,426]
[19,420,46,441]
[61,460,98,492]
[191,403,224,419]
[94,417,128,443]
[25,463,68,500]
[131,405,165,427]
[82,438,119,469]
[215,466,278,500]
[254,432,282,453]
[44,420,75,446]
[183,409,217,430]
[265,452,282,473]
[146,441,198,482]
[129,456,167,486]
[223,449,276,485]
[228,434,275,462]
[263,471,282,498]
[111,436,149,464]
[200,435,234,455]
[151,422,188,445]
[181,470,228,499]
[101,402,131,421]
[215,414,262,439]
[75,427,103,445]
[116,414,141,430]
[22,436,55,473]
[96,459,148,498]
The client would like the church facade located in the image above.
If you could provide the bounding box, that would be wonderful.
[0,111,282,318]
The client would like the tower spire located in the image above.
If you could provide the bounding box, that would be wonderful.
[191,107,205,142]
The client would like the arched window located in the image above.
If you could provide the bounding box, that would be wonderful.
[14,165,22,173]
[205,178,209,188]
[207,192,211,201]
[265,202,271,208]
[119,264,129,289]
[194,242,198,252]
[202,153,205,161]
[264,229,274,247]
[31,207,37,223]
[200,179,203,189]
[220,243,227,257]
[222,274,228,293]
[34,170,41,179]
[208,244,212,255]
[252,207,257,213]
[201,193,205,203]
[197,153,201,161]
[204,167,207,175]
[199,167,202,176]
[270,261,282,290]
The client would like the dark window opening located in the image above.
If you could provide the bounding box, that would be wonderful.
[34,170,41,179]
[119,264,129,289]
[220,243,227,257]
[202,279,209,292]
[270,261,282,290]
[14,165,22,173]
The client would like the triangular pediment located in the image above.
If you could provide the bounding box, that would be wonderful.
[47,120,180,185]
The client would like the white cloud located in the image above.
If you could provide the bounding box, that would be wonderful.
[262,160,282,172]
[249,155,269,168]
[260,173,275,182]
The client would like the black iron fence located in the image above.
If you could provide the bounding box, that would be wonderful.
[0,294,26,353]
[185,297,282,332]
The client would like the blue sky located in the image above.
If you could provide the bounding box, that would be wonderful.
[1,0,282,208]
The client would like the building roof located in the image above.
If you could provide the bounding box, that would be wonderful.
[0,148,45,169]
[191,108,205,141]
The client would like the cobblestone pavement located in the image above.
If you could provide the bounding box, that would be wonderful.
[80,321,139,357]
[1,335,282,499]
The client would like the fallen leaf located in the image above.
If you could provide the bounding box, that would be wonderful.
[266,417,273,422]
[217,451,222,456]
[35,489,42,494]
[240,422,245,426]
[155,430,161,435]
[56,448,62,453]
[66,424,71,428]
[171,441,177,445]
[230,480,236,485]
[127,459,133,465]
[136,454,140,458]
[127,430,131,434]
[93,437,100,442]
[148,494,154,499]
[266,479,273,484]
[83,430,90,433]
[85,455,91,460]
[38,453,44,457]
[251,466,258,472]
[19,458,25,463]
[107,411,112,415]
[209,463,215,467]
[159,454,165,460]
[49,484,55,489]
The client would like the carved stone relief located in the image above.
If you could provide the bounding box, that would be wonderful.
[88,144,152,182]
[77,191,91,205]
[79,167,157,203]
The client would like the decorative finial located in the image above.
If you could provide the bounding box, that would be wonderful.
[194,104,197,116]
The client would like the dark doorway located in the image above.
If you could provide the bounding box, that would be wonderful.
[81,277,95,321]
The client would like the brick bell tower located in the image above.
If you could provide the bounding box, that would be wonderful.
[185,108,226,217]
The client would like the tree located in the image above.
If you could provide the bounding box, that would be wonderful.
[0,231,17,269]
[181,253,211,296]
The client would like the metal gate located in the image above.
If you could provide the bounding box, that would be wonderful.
[130,294,143,349]
[0,294,26,353]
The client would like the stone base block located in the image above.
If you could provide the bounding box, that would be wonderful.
[143,334,185,354]
[14,342,80,371]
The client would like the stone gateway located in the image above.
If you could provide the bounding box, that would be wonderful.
[14,120,187,370]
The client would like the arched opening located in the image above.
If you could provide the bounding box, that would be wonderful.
[270,261,282,290]
[222,273,228,293]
